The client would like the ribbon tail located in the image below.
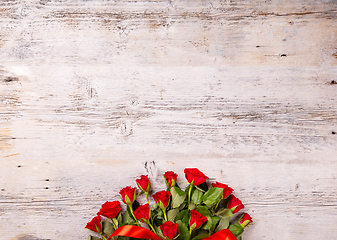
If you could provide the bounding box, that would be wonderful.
[203,229,237,240]
[107,225,161,240]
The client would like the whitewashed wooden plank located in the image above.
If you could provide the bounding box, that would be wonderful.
[0,0,336,239]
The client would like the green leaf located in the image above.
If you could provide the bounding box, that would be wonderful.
[167,208,180,222]
[176,220,190,240]
[228,223,244,236]
[117,212,123,225]
[216,208,234,218]
[123,210,135,224]
[188,202,196,210]
[191,234,209,240]
[102,220,115,236]
[215,217,230,232]
[195,205,212,217]
[178,202,186,210]
[88,236,101,240]
[174,185,186,196]
[202,215,220,231]
[171,186,187,209]
[202,216,213,230]
[202,188,223,205]
[154,225,165,239]
[175,209,189,225]
[191,188,204,205]
[210,216,220,232]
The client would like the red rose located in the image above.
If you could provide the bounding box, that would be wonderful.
[160,221,178,240]
[133,203,150,223]
[85,215,102,233]
[212,182,233,199]
[189,210,207,230]
[239,213,253,228]
[97,201,121,219]
[164,171,178,188]
[184,168,209,186]
[153,190,171,209]
[136,175,151,193]
[120,186,136,205]
[228,195,244,213]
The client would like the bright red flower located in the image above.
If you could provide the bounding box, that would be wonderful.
[189,210,207,230]
[164,171,178,188]
[239,213,253,228]
[119,186,136,205]
[97,201,121,219]
[228,195,244,214]
[153,190,171,209]
[85,215,102,233]
[212,182,233,199]
[136,175,151,193]
[133,203,150,223]
[184,168,209,186]
[160,221,178,240]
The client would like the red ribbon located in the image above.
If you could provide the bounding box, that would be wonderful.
[107,225,236,240]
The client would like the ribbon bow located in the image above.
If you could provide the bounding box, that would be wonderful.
[107,225,236,240]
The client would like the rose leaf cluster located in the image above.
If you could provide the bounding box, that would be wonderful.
[86,169,253,240]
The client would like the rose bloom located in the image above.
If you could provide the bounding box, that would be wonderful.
[133,203,150,223]
[136,175,151,193]
[160,221,178,240]
[85,215,102,233]
[119,186,136,205]
[189,210,207,230]
[97,201,121,219]
[239,213,253,228]
[153,190,171,209]
[228,195,244,214]
[184,168,209,186]
[212,182,233,199]
[164,171,178,188]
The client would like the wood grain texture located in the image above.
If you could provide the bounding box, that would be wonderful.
[0,0,336,239]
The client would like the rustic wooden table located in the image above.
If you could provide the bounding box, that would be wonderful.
[0,0,336,239]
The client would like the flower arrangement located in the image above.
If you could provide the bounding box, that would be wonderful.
[86,168,252,240]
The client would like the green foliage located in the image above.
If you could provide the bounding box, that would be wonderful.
[202,188,223,205]
[176,220,190,240]
[191,188,204,205]
[170,186,187,209]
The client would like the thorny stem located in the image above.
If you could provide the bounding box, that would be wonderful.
[188,181,194,205]
[100,233,107,240]
[128,205,140,226]
[110,218,117,230]
[163,208,168,221]
[146,220,157,233]
[145,192,150,205]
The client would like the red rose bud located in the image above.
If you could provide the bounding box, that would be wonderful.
[228,195,244,214]
[85,215,102,233]
[189,210,207,230]
[97,201,121,219]
[212,182,233,199]
[184,168,209,186]
[239,213,253,228]
[164,171,178,188]
[119,186,136,205]
[160,221,178,240]
[153,190,171,209]
[136,175,151,193]
[133,203,150,223]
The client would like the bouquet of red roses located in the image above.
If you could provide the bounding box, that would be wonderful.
[86,168,252,240]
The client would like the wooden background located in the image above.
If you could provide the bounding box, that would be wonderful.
[0,0,336,239]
